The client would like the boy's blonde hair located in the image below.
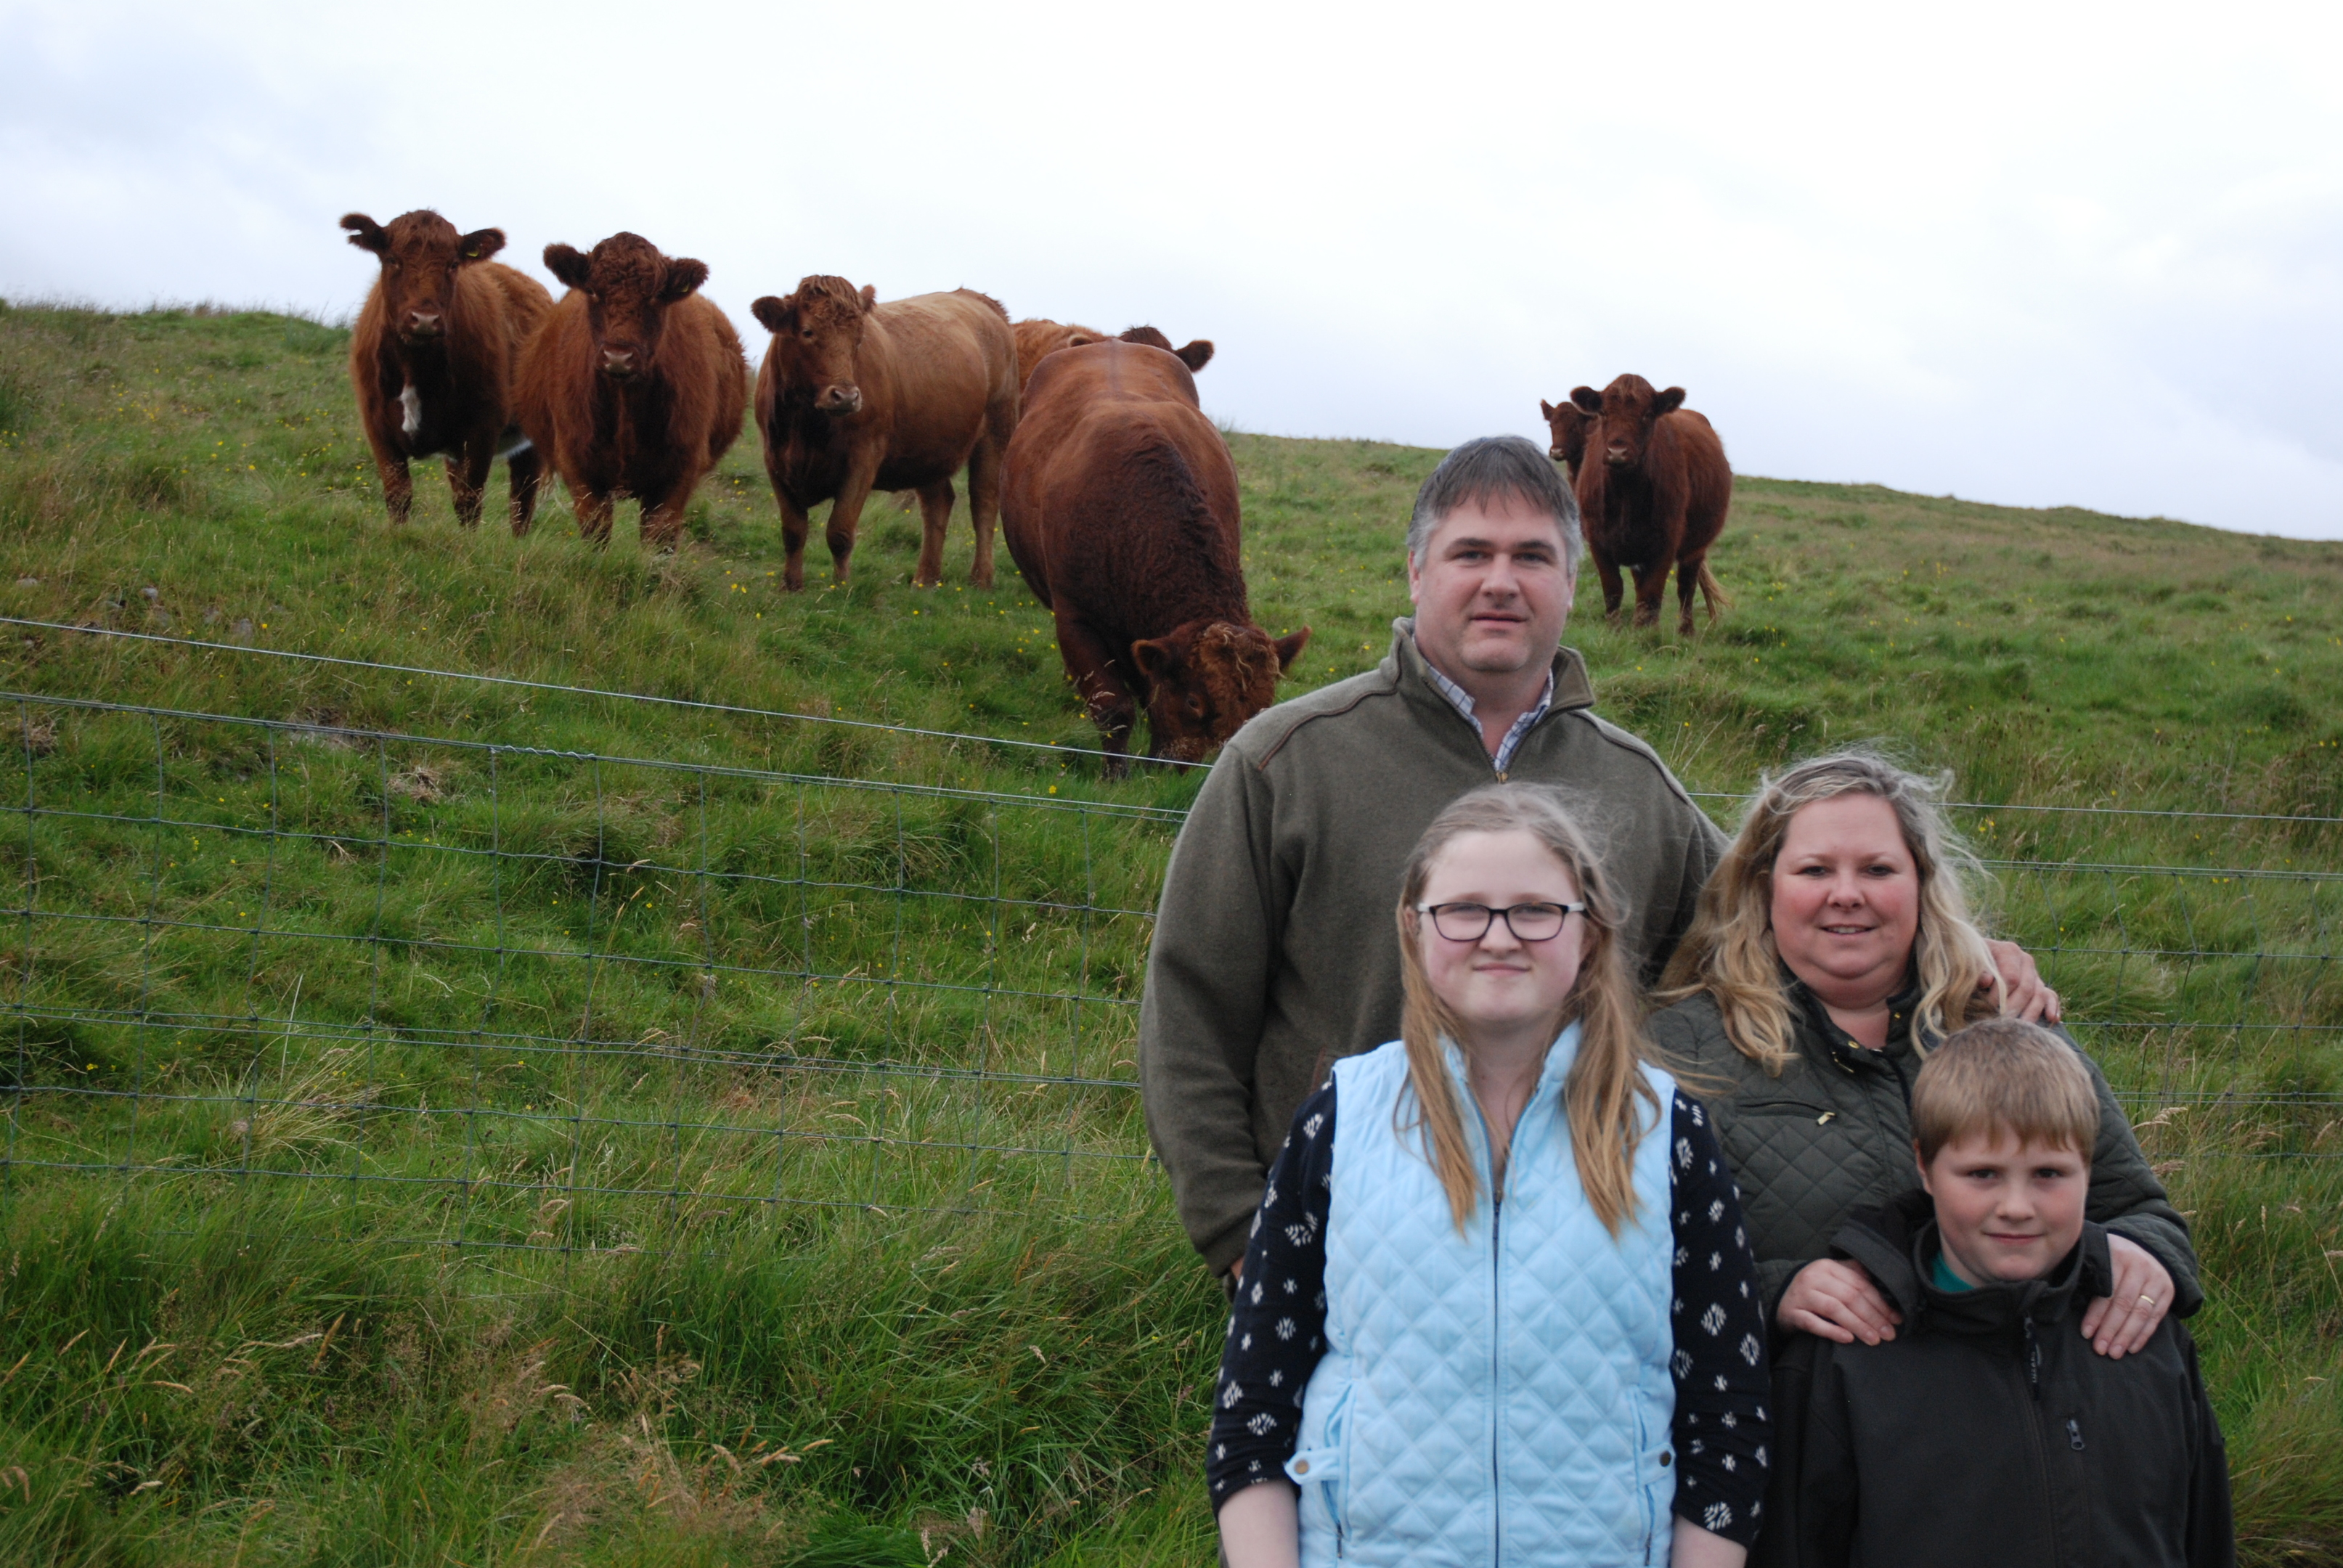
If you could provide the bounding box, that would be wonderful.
[1911,1018,2098,1165]
[1395,784,1658,1237]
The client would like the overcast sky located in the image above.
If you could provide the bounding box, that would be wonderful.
[5,0,2340,539]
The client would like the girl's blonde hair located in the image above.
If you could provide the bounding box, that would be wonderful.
[1395,784,1658,1236]
[1655,749,2003,1076]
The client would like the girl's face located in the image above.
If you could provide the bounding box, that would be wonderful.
[1414,829,1592,1040]
[1768,792,1921,1003]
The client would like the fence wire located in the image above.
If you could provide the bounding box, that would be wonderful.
[1,689,2336,1262]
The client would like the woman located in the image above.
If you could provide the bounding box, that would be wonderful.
[1646,751,2199,1355]
[1211,785,1769,1568]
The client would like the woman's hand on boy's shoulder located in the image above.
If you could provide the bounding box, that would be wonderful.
[1981,940,2061,1024]
[1778,1258,1902,1345]
[2081,1235,2174,1358]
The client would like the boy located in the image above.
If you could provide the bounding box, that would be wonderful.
[1756,1018,2233,1567]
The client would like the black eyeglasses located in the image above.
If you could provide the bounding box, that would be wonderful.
[1414,901,1586,942]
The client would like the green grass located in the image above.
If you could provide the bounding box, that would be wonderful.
[0,298,2337,1564]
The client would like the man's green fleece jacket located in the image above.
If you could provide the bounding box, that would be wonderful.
[1137,621,1727,1271]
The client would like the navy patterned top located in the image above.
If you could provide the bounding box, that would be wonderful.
[1207,1084,1772,1548]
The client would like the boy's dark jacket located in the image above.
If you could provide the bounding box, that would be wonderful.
[1754,1189,2233,1568]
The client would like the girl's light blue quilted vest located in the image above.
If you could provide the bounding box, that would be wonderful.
[1282,1025,1679,1567]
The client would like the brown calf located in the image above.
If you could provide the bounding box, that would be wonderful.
[1001,339,1305,771]
[1567,375,1734,635]
[1538,396,1595,480]
[751,278,1019,589]
[516,232,748,549]
[342,211,552,531]
[1013,319,1212,393]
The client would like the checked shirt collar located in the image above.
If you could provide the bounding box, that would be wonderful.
[1419,658,1557,775]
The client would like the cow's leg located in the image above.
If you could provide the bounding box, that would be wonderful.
[776,493,814,590]
[1675,553,1706,637]
[365,430,414,526]
[1055,611,1136,776]
[447,441,492,528]
[1630,561,1667,629]
[965,419,1008,589]
[915,480,956,588]
[828,460,881,585]
[1591,546,1627,625]
[574,489,615,547]
[507,441,543,537]
[640,462,705,552]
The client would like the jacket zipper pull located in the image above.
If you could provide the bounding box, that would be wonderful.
[2066,1418,2085,1451]
[2022,1318,2042,1400]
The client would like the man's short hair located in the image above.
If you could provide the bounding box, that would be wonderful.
[1912,1018,2098,1166]
[1406,435,1582,572]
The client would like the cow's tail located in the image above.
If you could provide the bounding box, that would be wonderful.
[1696,561,1732,622]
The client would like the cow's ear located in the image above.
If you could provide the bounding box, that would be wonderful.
[1175,338,1215,372]
[751,295,794,334]
[341,213,388,256]
[1131,637,1178,682]
[857,283,878,312]
[1655,386,1687,415]
[659,258,709,303]
[545,243,592,290]
[1274,626,1311,674]
[457,228,505,263]
[1569,385,1602,415]
[1540,399,1557,420]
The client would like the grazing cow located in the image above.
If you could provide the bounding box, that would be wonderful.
[751,277,1019,589]
[516,232,748,549]
[1538,396,1595,480]
[1001,338,1306,770]
[341,210,552,531]
[1567,375,1734,635]
[1014,319,1212,393]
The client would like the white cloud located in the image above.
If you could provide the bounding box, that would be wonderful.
[4,0,2340,536]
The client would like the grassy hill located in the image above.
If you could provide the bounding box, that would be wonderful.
[0,299,2337,1566]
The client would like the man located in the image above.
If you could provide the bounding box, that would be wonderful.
[1137,435,2049,1280]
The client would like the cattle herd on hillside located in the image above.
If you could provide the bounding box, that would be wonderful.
[341,209,1736,761]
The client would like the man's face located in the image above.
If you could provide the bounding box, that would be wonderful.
[1406,494,1574,684]
[1919,1131,2090,1286]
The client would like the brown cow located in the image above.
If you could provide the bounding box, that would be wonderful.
[1014,319,1212,393]
[1538,396,1595,480]
[341,211,552,531]
[516,232,748,549]
[1567,375,1734,635]
[751,277,1019,589]
[1001,338,1306,771]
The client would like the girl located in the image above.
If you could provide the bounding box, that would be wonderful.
[1210,785,1769,1568]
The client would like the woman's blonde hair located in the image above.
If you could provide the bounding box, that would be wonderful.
[1655,749,2002,1076]
[1395,784,1658,1236]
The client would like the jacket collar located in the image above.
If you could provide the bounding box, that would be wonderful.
[1384,618,1595,735]
[1786,970,1926,1077]
[1831,1187,2112,1335]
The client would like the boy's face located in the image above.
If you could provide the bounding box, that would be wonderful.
[1918,1130,2089,1286]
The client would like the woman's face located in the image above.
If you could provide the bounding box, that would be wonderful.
[1768,793,1922,1005]
[1415,829,1591,1042]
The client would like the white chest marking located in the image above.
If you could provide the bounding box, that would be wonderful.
[399,383,423,437]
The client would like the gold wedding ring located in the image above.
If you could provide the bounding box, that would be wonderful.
[2138,1294,2157,1307]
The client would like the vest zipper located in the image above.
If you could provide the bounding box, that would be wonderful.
[1491,1188,1504,1567]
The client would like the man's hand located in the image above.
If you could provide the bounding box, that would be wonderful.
[1671,1516,1748,1568]
[1982,938,2060,1024]
[1777,1258,1901,1344]
[2079,1235,2175,1358]
[1229,1257,1244,1283]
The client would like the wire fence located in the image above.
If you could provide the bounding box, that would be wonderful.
[0,682,2336,1262]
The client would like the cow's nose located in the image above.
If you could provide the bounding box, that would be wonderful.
[602,348,636,376]
[820,385,863,414]
[406,309,441,335]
